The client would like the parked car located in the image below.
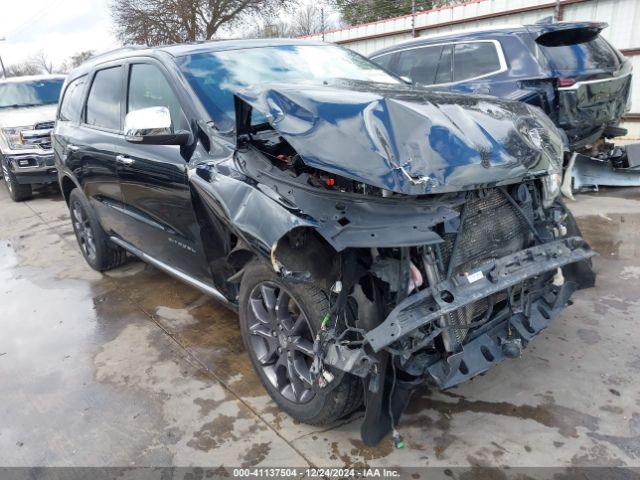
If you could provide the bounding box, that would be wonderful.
[53,40,595,446]
[0,74,65,201]
[370,21,639,192]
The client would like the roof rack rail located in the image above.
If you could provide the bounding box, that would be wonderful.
[89,45,148,61]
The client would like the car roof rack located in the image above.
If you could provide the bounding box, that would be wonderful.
[88,45,148,62]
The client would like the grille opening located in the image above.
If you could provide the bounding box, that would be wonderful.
[440,290,455,303]
[481,346,495,362]
[437,188,534,347]
[458,360,469,375]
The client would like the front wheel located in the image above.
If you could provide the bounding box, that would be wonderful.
[239,261,362,425]
[2,158,32,202]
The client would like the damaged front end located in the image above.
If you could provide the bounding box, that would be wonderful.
[197,83,595,446]
[307,190,594,446]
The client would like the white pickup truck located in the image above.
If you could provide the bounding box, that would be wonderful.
[0,74,65,201]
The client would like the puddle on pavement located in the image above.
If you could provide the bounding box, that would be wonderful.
[406,390,599,439]
[0,240,171,465]
[0,239,304,467]
[577,213,640,260]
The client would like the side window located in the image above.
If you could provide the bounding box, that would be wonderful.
[395,46,443,85]
[86,66,123,130]
[127,63,187,130]
[453,42,502,81]
[59,76,87,122]
[373,54,394,70]
[434,45,453,84]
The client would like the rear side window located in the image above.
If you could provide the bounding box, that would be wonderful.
[127,63,187,130]
[434,45,453,84]
[539,35,620,73]
[59,76,87,122]
[395,45,443,85]
[86,66,122,130]
[373,54,394,70]
[453,42,502,81]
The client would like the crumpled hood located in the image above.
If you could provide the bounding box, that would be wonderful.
[0,104,57,129]
[236,82,564,195]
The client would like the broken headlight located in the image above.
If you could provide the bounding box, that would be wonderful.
[517,106,565,209]
[1,126,34,150]
[541,172,562,208]
[517,105,565,172]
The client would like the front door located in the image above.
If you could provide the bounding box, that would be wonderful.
[116,61,210,282]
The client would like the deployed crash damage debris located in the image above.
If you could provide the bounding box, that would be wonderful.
[562,143,640,196]
[221,84,596,446]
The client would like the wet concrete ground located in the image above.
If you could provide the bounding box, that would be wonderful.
[1,183,639,470]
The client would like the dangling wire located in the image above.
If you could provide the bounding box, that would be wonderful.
[388,358,404,449]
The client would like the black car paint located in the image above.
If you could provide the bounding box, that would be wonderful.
[53,40,594,446]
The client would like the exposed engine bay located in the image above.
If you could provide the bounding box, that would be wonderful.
[247,125,387,196]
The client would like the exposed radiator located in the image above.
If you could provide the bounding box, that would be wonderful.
[440,188,533,346]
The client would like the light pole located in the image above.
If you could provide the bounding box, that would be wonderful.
[0,37,6,79]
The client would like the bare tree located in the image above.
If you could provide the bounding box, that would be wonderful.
[291,3,325,36]
[30,50,53,74]
[5,62,42,77]
[111,0,294,46]
[69,50,94,69]
[245,17,294,38]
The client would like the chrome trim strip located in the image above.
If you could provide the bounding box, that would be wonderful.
[109,236,230,305]
[557,72,632,90]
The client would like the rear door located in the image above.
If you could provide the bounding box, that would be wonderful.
[377,44,453,87]
[117,60,210,282]
[69,64,130,235]
[449,41,506,95]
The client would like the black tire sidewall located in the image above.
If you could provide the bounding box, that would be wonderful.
[68,188,113,271]
[2,158,32,202]
[239,260,337,423]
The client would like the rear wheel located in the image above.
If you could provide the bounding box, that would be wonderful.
[239,261,362,425]
[68,188,127,271]
[2,158,32,202]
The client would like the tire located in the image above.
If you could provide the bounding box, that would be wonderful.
[239,260,363,425]
[2,158,32,202]
[68,188,127,271]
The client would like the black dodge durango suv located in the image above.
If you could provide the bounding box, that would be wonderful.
[53,40,595,446]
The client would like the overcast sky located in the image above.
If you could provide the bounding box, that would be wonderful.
[2,0,121,68]
[1,0,340,70]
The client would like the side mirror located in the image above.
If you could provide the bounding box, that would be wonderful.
[124,106,190,146]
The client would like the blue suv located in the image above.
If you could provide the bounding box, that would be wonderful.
[371,21,638,190]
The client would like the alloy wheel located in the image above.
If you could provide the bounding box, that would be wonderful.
[247,282,316,404]
[71,201,97,261]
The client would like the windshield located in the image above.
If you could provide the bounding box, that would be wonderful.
[539,35,621,75]
[176,44,400,130]
[0,78,64,109]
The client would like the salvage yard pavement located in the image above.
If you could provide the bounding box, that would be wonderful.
[1,183,640,472]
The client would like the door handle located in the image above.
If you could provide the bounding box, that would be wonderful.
[116,155,135,166]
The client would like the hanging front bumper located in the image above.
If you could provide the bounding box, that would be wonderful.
[364,236,595,353]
